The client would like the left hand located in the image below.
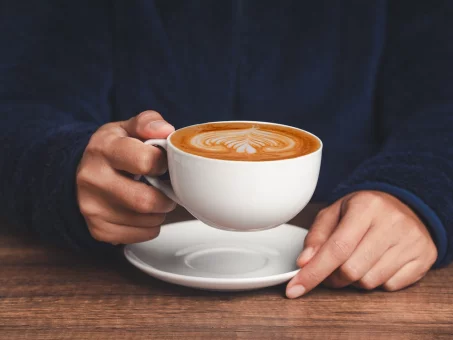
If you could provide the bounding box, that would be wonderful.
[286,191,438,298]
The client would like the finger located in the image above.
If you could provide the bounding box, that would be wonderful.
[121,110,175,140]
[323,223,397,289]
[107,176,176,214]
[79,165,176,213]
[297,201,342,267]
[106,136,167,176]
[89,220,161,245]
[101,204,167,228]
[382,261,426,292]
[354,243,417,290]
[286,205,372,298]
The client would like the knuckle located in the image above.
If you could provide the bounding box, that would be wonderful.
[99,134,119,157]
[76,168,91,187]
[405,225,424,244]
[359,275,379,291]
[134,152,155,174]
[137,110,162,124]
[98,122,118,133]
[303,238,324,254]
[354,191,384,209]
[339,263,361,282]
[83,143,100,158]
[382,281,399,292]
[362,247,374,263]
[303,269,323,284]
[329,239,353,261]
[78,200,99,218]
[389,211,410,228]
[79,203,94,218]
[316,207,330,219]
[77,164,112,189]
[108,145,123,167]
[87,132,112,155]
[133,190,156,213]
[362,191,383,203]
[304,232,323,247]
[89,226,107,243]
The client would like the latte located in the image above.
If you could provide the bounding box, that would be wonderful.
[170,122,320,161]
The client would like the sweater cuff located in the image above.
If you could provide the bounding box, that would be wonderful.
[60,129,115,251]
[31,124,115,253]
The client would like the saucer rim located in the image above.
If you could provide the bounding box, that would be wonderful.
[123,220,305,285]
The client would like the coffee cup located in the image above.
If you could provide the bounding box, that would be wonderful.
[141,121,322,232]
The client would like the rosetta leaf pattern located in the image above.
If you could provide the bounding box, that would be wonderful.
[190,127,296,154]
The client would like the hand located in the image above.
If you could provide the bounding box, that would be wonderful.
[286,191,438,298]
[76,110,177,245]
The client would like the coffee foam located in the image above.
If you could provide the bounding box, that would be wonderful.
[171,122,320,161]
[190,126,297,154]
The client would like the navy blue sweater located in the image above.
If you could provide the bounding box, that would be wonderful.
[1,1,452,266]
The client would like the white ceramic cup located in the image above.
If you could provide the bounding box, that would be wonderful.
[141,121,322,232]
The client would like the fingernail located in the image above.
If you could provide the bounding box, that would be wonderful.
[148,120,172,131]
[297,247,314,266]
[286,285,306,299]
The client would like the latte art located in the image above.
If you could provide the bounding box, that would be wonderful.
[171,122,320,161]
[190,127,296,155]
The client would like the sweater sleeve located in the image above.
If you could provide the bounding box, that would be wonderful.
[0,2,114,250]
[330,1,453,267]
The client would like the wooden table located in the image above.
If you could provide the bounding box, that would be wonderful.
[1,204,452,339]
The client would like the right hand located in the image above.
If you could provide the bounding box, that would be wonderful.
[76,110,177,245]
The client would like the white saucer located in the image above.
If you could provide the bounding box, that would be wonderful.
[124,220,306,291]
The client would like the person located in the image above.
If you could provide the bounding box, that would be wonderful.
[0,1,451,299]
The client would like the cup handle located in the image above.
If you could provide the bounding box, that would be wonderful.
[134,139,182,206]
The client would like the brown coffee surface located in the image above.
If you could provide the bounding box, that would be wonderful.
[170,122,320,161]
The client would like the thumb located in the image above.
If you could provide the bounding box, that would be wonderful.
[297,202,341,267]
[122,110,175,140]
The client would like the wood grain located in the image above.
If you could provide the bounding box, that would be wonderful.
[1,205,452,340]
